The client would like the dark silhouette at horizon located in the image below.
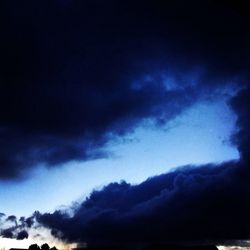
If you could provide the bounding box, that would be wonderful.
[8,243,59,250]
[73,244,219,250]
[10,243,219,250]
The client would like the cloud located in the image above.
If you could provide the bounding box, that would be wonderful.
[230,89,250,161]
[6,215,17,225]
[0,214,34,240]
[17,230,29,240]
[1,227,29,241]
[0,91,249,246]
[1,228,14,239]
[29,85,250,246]
[0,213,6,218]
[1,0,250,246]
[0,0,249,179]
[34,162,240,245]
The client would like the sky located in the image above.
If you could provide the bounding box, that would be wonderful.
[0,0,250,249]
[0,97,239,217]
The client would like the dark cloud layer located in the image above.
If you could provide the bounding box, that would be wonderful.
[30,86,250,246]
[0,0,249,179]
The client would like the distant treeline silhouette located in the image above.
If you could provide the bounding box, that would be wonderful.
[28,243,57,250]
[9,244,58,250]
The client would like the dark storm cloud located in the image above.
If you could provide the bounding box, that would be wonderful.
[33,86,250,245]
[0,227,29,240]
[1,228,14,239]
[17,230,29,240]
[6,215,17,224]
[0,0,249,179]
[35,161,242,244]
[230,89,250,161]
[0,214,34,240]
[20,216,35,228]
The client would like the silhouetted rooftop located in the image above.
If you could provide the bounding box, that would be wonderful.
[9,248,28,250]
